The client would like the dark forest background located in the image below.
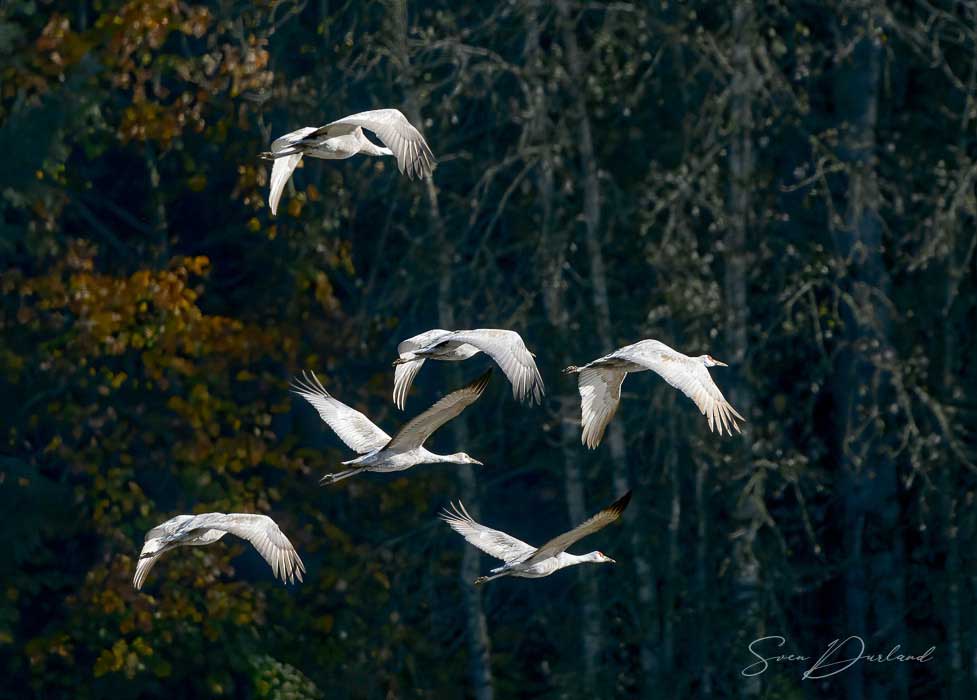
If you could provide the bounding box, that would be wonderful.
[2,0,976,698]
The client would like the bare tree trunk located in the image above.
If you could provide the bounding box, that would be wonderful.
[971,569,977,698]
[560,397,605,688]
[832,15,905,700]
[660,416,680,679]
[516,5,603,691]
[536,145,603,693]
[835,37,872,700]
[694,456,712,697]
[726,4,761,696]
[946,486,962,700]
[389,5,493,698]
[426,135,495,700]
[535,117,603,700]
[555,2,658,688]
[941,29,976,698]
[431,179,494,700]
[144,144,170,262]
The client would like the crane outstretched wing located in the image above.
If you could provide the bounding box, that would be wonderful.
[392,329,452,410]
[627,348,744,436]
[523,491,632,565]
[133,515,195,590]
[440,501,535,565]
[133,543,166,590]
[265,126,317,216]
[314,109,436,179]
[393,359,425,410]
[292,371,392,453]
[385,370,491,452]
[437,330,544,404]
[192,513,306,584]
[574,367,627,449]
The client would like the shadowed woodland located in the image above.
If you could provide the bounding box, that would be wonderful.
[2,0,976,698]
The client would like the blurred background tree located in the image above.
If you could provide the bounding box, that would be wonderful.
[1,0,975,698]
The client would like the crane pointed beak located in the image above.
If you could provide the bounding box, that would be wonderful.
[608,557,617,564]
[714,359,728,367]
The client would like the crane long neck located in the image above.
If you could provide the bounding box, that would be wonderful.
[426,450,470,465]
[417,447,449,463]
[563,552,601,566]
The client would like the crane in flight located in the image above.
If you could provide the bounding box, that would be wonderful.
[564,339,744,448]
[261,108,436,215]
[441,491,632,585]
[393,328,544,409]
[133,513,305,590]
[292,369,490,484]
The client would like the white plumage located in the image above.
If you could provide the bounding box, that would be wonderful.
[441,491,631,585]
[133,513,305,590]
[564,339,744,448]
[292,369,490,484]
[392,328,544,409]
[261,108,436,215]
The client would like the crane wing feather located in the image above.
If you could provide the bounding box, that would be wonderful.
[268,154,302,216]
[385,370,491,451]
[191,513,306,584]
[523,491,632,564]
[133,513,304,589]
[317,109,436,179]
[575,367,627,449]
[438,330,544,404]
[626,347,744,436]
[265,126,319,216]
[133,547,165,590]
[291,371,392,453]
[392,329,452,409]
[393,359,425,411]
[440,502,535,564]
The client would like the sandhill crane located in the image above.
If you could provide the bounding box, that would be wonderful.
[292,369,489,484]
[441,491,631,585]
[133,513,305,590]
[393,329,544,409]
[260,108,436,215]
[564,339,744,448]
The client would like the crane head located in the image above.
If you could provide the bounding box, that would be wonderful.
[703,355,727,367]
